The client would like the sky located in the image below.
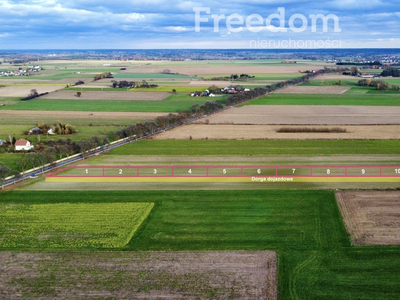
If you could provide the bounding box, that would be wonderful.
[0,0,399,49]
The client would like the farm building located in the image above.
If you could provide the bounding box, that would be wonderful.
[14,139,34,151]
[29,127,42,134]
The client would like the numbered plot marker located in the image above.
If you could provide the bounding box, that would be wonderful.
[242,168,276,176]
[63,167,104,176]
[173,167,207,177]
[139,168,172,176]
[381,167,400,176]
[346,167,380,176]
[277,167,311,176]
[104,168,137,176]
[208,167,242,176]
[312,167,346,177]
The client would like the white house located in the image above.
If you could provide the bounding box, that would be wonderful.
[15,139,34,151]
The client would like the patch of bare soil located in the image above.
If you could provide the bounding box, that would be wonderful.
[205,105,400,125]
[0,110,168,120]
[0,251,277,300]
[0,85,63,97]
[336,191,400,245]
[275,86,350,94]
[317,74,354,80]
[41,90,170,101]
[153,124,400,140]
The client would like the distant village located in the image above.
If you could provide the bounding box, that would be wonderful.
[0,49,400,65]
[0,65,42,77]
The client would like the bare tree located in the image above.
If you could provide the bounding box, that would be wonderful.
[30,89,39,97]
[0,163,11,188]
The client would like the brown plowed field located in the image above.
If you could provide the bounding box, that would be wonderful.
[153,124,400,140]
[0,85,63,97]
[0,251,277,300]
[0,110,167,120]
[275,86,350,94]
[204,105,400,125]
[336,191,400,245]
[41,90,170,101]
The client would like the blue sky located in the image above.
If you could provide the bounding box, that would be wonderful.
[0,0,399,49]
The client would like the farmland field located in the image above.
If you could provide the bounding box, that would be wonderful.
[113,72,197,79]
[275,86,350,94]
[206,105,400,125]
[0,153,25,171]
[0,95,220,112]
[2,57,400,300]
[153,124,400,140]
[125,64,325,76]
[0,85,63,97]
[23,154,400,191]
[336,191,400,245]
[0,201,154,249]
[40,90,171,101]
[245,93,400,106]
[0,251,277,300]
[0,110,166,126]
[302,76,400,87]
[104,139,400,156]
[0,190,400,299]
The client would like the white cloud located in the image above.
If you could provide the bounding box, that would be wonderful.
[0,0,399,48]
[0,1,146,25]
[165,26,191,32]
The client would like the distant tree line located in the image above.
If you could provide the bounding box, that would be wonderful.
[21,89,49,101]
[94,72,113,81]
[381,68,400,77]
[209,74,255,81]
[358,79,400,91]
[112,80,158,89]
[337,61,382,66]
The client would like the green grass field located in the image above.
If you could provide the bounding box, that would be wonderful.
[0,153,24,170]
[245,93,400,106]
[0,94,224,113]
[105,139,400,156]
[1,190,399,299]
[0,116,142,126]
[0,124,123,143]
